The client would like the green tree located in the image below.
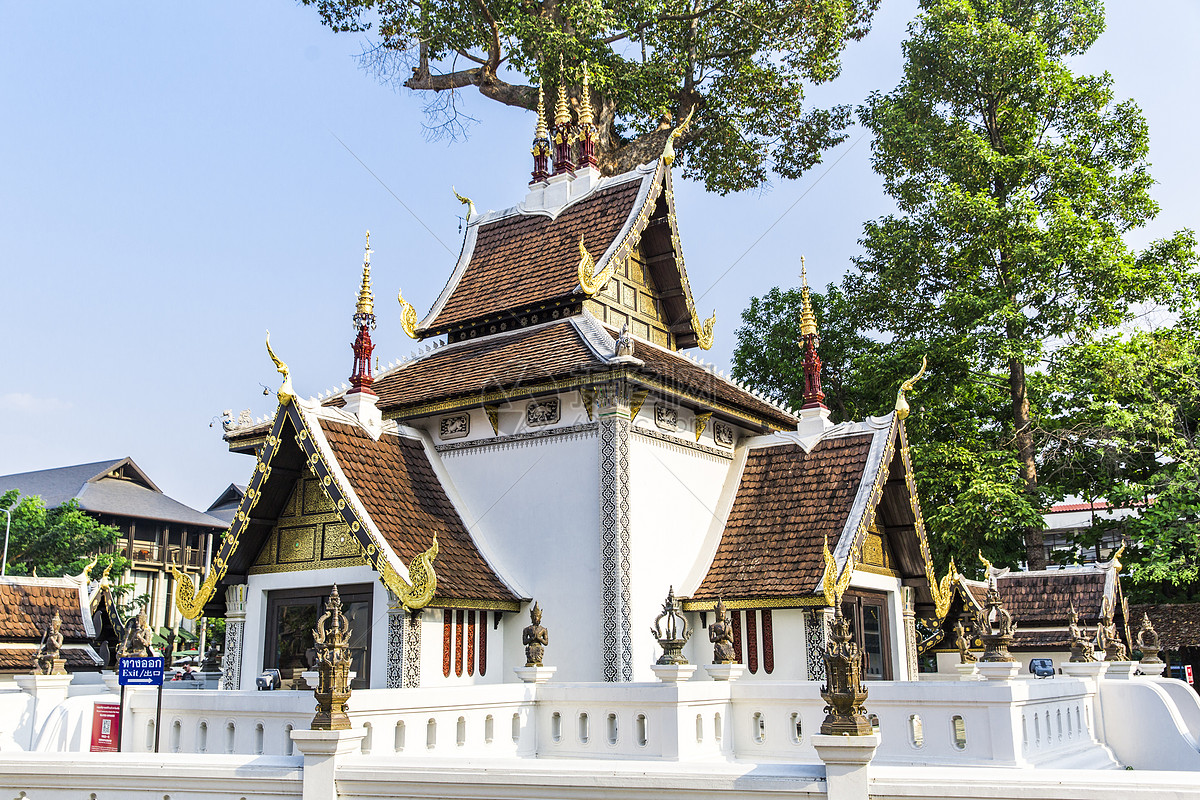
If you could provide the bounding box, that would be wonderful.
[0,491,128,578]
[301,0,878,192]
[847,0,1197,567]
[1039,320,1200,602]
[732,284,1034,574]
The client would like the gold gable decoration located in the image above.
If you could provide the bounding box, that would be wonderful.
[690,308,716,350]
[822,535,854,607]
[397,288,418,339]
[577,235,615,296]
[173,402,441,619]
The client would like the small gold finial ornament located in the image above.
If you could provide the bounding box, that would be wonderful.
[452,187,475,221]
[1068,604,1096,662]
[652,587,692,665]
[396,288,418,339]
[522,602,549,667]
[820,607,872,735]
[579,61,595,127]
[555,55,572,127]
[662,105,695,167]
[535,87,549,140]
[311,585,354,731]
[34,610,67,675]
[709,598,737,664]
[1137,611,1163,665]
[265,331,295,405]
[974,570,1017,662]
[895,355,927,421]
[355,230,374,317]
[799,257,818,339]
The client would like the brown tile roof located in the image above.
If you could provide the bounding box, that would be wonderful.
[371,319,602,413]
[318,420,518,603]
[0,645,99,671]
[350,317,796,429]
[995,570,1109,625]
[1011,630,1072,650]
[1129,604,1200,651]
[601,325,796,429]
[426,178,644,332]
[691,434,875,600]
[0,579,90,641]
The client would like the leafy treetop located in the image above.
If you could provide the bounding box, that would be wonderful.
[301,0,878,193]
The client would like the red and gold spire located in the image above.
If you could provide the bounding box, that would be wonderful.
[552,56,576,175]
[348,231,377,396]
[576,62,598,169]
[799,257,825,410]
[531,86,551,184]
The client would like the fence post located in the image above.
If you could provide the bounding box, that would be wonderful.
[291,729,366,800]
[812,733,880,800]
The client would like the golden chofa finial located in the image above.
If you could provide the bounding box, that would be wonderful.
[535,87,549,140]
[799,256,818,338]
[356,230,374,317]
[579,62,595,127]
[555,55,572,127]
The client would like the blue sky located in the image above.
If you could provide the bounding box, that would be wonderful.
[1,1,1195,511]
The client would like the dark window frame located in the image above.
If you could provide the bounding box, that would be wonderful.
[841,589,893,681]
[262,583,373,688]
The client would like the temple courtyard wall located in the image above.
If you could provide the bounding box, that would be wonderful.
[2,669,1200,798]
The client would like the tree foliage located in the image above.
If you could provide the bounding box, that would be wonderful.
[300,0,878,192]
[1038,319,1200,603]
[0,491,128,579]
[846,0,1197,567]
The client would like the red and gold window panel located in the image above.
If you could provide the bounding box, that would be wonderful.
[454,610,465,677]
[731,609,743,664]
[762,609,774,674]
[746,610,759,674]
[467,610,477,677]
[442,610,452,678]
[479,612,488,676]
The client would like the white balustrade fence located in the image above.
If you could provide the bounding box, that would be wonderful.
[114,674,1123,769]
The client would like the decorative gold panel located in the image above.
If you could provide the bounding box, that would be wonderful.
[862,532,886,567]
[249,473,368,575]
[322,522,361,559]
[278,526,316,563]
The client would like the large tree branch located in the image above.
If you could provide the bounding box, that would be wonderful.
[404,67,537,110]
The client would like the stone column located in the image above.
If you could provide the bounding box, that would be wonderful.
[220,584,248,690]
[291,729,367,800]
[805,607,833,682]
[812,733,880,800]
[901,586,919,680]
[597,379,633,682]
[386,601,422,689]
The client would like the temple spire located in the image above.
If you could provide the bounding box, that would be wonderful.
[576,62,598,169]
[531,86,551,184]
[799,257,826,410]
[348,231,377,397]
[552,56,575,175]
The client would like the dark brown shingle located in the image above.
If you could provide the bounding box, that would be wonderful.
[319,421,517,603]
[427,178,644,332]
[0,580,90,641]
[691,435,875,600]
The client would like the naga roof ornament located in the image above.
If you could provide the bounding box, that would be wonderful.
[895,355,927,420]
[264,331,294,405]
[577,235,615,295]
[662,105,694,167]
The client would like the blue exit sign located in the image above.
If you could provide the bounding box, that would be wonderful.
[118,656,165,686]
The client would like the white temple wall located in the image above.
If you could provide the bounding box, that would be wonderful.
[935,647,1074,678]
[627,433,734,679]
[241,564,385,690]
[416,606,505,686]
[849,570,908,681]
[432,424,602,681]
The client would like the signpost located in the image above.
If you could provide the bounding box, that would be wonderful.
[90,703,121,752]
[1187,665,1194,686]
[117,656,165,752]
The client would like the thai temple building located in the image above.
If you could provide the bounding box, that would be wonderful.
[188,78,950,693]
[3,69,1200,800]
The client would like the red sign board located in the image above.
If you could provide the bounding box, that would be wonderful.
[90,703,121,752]
[1187,665,1194,686]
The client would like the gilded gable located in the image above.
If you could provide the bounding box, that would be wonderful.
[250,471,367,575]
